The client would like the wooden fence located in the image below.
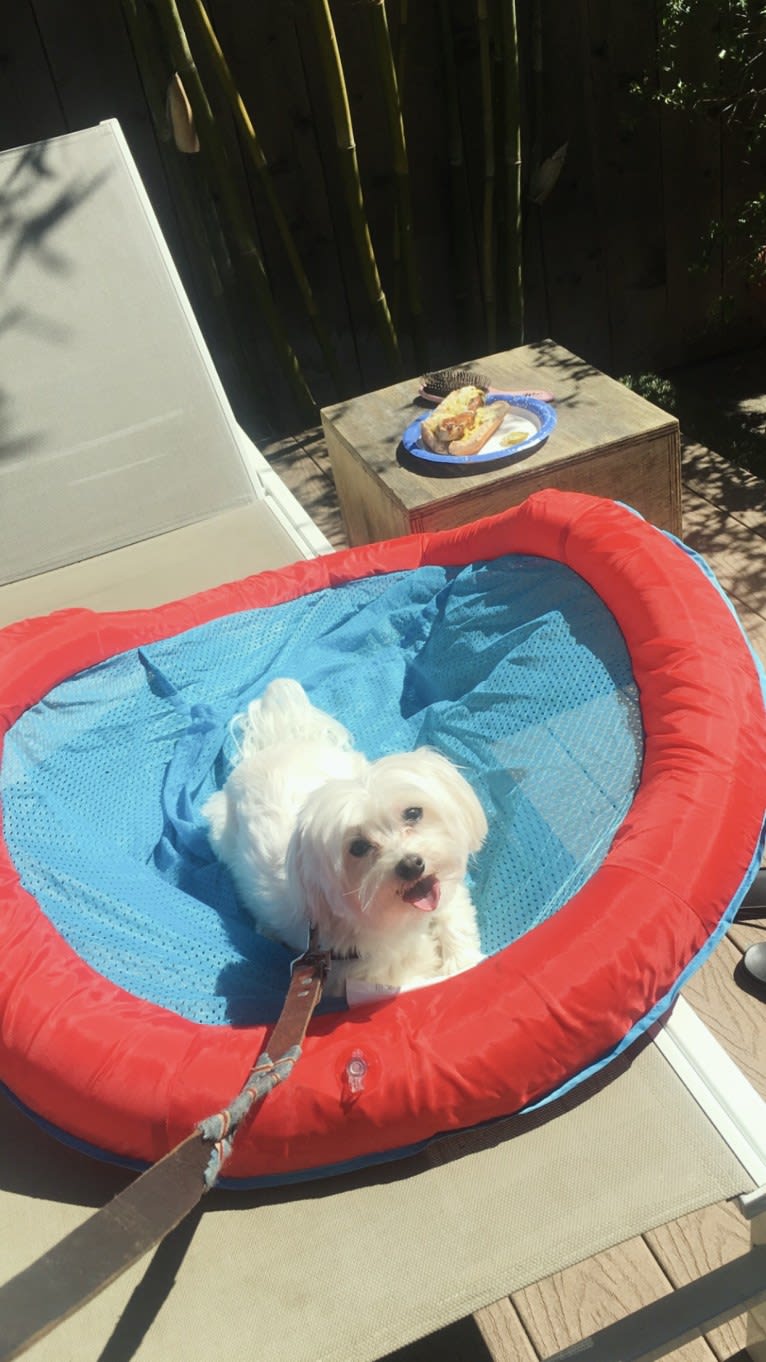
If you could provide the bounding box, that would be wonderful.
[2,0,764,435]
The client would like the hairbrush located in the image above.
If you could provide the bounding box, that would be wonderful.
[419,367,554,405]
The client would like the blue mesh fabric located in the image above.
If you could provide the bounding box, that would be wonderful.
[1,555,642,1024]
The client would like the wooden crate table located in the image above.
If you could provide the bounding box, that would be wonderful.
[320,340,682,544]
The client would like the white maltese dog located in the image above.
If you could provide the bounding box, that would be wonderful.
[203,678,487,995]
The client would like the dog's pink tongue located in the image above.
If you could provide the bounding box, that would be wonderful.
[403,875,441,912]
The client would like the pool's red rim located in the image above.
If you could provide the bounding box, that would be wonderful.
[1,490,764,1183]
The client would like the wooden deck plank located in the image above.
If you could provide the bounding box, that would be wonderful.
[682,442,766,540]
[681,936,766,1101]
[681,488,766,632]
[510,1236,717,1362]
[730,917,766,955]
[473,1299,540,1362]
[645,1201,752,1362]
[261,432,348,549]
[680,445,766,662]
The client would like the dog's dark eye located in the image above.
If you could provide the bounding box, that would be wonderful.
[403,806,423,823]
[348,837,372,858]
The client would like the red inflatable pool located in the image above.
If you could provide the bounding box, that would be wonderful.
[0,491,764,1184]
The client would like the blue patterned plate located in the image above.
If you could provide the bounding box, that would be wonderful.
[402,393,557,468]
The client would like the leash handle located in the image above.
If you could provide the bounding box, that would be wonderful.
[0,931,330,1362]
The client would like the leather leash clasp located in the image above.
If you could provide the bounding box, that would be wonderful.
[291,924,330,985]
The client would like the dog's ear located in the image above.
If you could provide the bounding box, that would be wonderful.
[285,817,339,931]
[411,749,488,852]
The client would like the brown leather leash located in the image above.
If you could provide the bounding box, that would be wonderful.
[0,934,330,1362]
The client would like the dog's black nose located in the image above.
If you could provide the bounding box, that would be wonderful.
[396,853,425,882]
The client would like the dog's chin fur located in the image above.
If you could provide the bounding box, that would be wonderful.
[203,678,488,994]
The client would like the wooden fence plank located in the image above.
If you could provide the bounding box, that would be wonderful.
[655,11,724,367]
[392,0,477,369]
[584,0,667,375]
[30,0,173,225]
[203,0,362,408]
[1,3,763,432]
[0,2,67,151]
[717,15,766,356]
[530,0,612,372]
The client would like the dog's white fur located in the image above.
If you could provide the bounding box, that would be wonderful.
[202,679,487,993]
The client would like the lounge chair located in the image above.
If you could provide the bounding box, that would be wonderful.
[0,121,763,1362]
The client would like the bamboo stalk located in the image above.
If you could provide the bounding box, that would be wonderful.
[390,0,411,337]
[396,0,410,93]
[305,0,401,375]
[367,0,427,367]
[120,0,246,372]
[187,0,345,392]
[151,0,317,422]
[477,0,496,347]
[126,0,246,328]
[499,0,524,343]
